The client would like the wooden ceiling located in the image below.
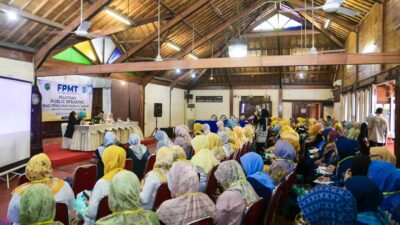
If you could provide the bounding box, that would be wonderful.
[0,0,379,89]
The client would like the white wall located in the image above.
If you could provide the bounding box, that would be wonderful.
[233,89,279,117]
[190,90,230,120]
[144,83,186,137]
[0,57,34,83]
[282,89,333,100]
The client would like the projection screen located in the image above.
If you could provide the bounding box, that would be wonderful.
[0,76,31,171]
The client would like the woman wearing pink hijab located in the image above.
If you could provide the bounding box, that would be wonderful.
[173,125,192,159]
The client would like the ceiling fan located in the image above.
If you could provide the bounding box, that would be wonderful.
[47,0,108,39]
[289,0,361,16]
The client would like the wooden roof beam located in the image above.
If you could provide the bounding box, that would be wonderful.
[0,3,65,29]
[247,29,320,38]
[289,6,345,48]
[113,0,209,64]
[34,0,112,69]
[0,40,36,53]
[36,53,400,77]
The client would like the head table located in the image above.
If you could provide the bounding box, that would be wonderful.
[66,122,143,151]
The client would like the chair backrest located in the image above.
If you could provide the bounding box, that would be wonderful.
[18,174,30,186]
[229,152,235,160]
[205,164,219,198]
[153,183,172,211]
[125,158,133,170]
[55,202,69,225]
[72,164,97,196]
[96,196,112,220]
[242,198,264,225]
[187,216,214,225]
[263,182,286,225]
[144,154,156,176]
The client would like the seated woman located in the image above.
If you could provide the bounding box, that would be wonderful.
[368,160,400,224]
[170,145,192,166]
[297,185,357,225]
[155,130,173,152]
[370,146,396,165]
[344,176,390,225]
[8,153,74,224]
[96,171,160,225]
[343,121,353,137]
[227,131,240,152]
[85,146,126,225]
[19,184,62,225]
[140,147,173,210]
[215,160,259,225]
[157,162,217,224]
[344,154,371,181]
[193,123,203,137]
[233,126,246,149]
[202,123,211,135]
[173,125,192,159]
[208,133,226,161]
[95,132,118,179]
[267,140,296,184]
[217,120,230,133]
[126,134,149,179]
[243,125,255,143]
[219,132,234,158]
[240,152,275,201]
[191,135,220,192]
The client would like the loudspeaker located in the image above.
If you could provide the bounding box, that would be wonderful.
[154,103,163,117]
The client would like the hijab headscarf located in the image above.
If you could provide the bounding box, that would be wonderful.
[270,140,296,172]
[128,134,148,160]
[327,129,341,142]
[170,145,187,162]
[190,135,219,173]
[202,124,211,135]
[98,132,117,157]
[298,185,357,225]
[347,122,361,140]
[96,171,159,225]
[155,130,173,151]
[193,123,203,136]
[215,160,259,205]
[157,162,216,224]
[207,133,225,161]
[350,155,371,176]
[335,136,359,160]
[280,126,300,151]
[240,153,275,192]
[370,147,396,165]
[152,147,174,183]
[13,153,64,196]
[19,184,62,225]
[219,131,234,157]
[345,176,383,212]
[174,125,191,145]
[227,130,240,151]
[243,125,255,141]
[233,126,246,144]
[102,146,127,181]
[216,120,225,132]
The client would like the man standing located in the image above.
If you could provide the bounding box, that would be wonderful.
[368,108,388,147]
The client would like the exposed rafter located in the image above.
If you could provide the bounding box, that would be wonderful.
[34,0,112,69]
[0,40,36,53]
[114,0,210,64]
[36,53,400,77]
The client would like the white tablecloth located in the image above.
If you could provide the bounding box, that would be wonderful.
[69,122,143,151]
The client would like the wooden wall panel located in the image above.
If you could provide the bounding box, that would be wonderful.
[343,32,357,86]
[384,0,400,69]
[111,80,142,124]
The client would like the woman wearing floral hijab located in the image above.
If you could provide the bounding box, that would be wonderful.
[140,147,174,210]
[219,131,234,158]
[267,140,296,184]
[19,184,63,225]
[96,171,160,225]
[202,123,211,135]
[126,134,149,179]
[215,160,259,225]
[208,133,226,161]
[157,162,216,225]
[8,154,74,224]
[173,125,192,158]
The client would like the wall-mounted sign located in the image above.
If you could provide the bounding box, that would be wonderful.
[196,96,223,103]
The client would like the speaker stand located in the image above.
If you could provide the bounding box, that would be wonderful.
[151,117,159,137]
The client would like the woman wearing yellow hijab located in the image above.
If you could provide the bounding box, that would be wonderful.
[193,123,203,137]
[227,130,240,152]
[8,153,74,224]
[191,135,219,192]
[280,125,301,152]
[243,125,255,142]
[208,133,226,161]
[86,146,126,224]
[140,147,174,210]
[233,126,247,147]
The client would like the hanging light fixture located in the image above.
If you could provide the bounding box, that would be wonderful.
[175,68,181,74]
[296,70,306,79]
[191,70,196,78]
[228,0,248,58]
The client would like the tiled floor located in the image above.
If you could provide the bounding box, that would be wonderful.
[0,138,157,222]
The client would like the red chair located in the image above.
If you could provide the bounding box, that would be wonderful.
[144,154,156,177]
[242,198,264,225]
[263,182,286,225]
[187,217,214,225]
[72,164,97,196]
[205,164,219,199]
[18,174,29,185]
[152,183,172,211]
[96,196,112,220]
[125,158,133,170]
[55,202,69,225]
